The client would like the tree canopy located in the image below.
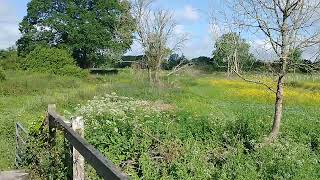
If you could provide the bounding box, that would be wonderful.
[17,0,135,68]
[213,33,255,72]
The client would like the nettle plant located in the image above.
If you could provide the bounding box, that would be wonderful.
[73,93,176,178]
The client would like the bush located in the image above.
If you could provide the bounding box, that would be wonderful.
[0,68,6,81]
[23,46,88,77]
[0,49,21,70]
[21,117,72,179]
[60,65,89,78]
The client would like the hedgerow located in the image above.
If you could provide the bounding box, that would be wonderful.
[23,46,88,77]
[0,68,6,81]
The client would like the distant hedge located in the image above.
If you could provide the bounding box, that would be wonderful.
[23,46,88,77]
[0,49,22,70]
[0,68,6,81]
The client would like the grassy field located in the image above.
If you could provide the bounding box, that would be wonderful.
[1,69,320,179]
[77,69,320,179]
[0,70,107,170]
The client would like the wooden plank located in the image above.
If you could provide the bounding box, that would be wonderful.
[0,170,29,180]
[72,117,85,180]
[48,110,129,180]
[48,104,57,147]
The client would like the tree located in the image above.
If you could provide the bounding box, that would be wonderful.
[213,33,255,75]
[288,48,302,73]
[17,0,135,68]
[132,0,187,84]
[23,46,87,77]
[228,0,320,140]
[163,54,188,70]
[0,47,21,70]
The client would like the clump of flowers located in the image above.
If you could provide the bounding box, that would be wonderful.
[75,93,174,121]
[72,93,178,178]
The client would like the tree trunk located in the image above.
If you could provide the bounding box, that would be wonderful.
[227,56,230,77]
[234,48,239,74]
[155,69,159,85]
[270,75,285,139]
[269,16,289,141]
[148,68,153,84]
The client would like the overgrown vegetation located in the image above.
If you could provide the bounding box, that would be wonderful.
[0,68,6,81]
[14,70,320,179]
[23,46,88,77]
[0,48,22,70]
[0,70,107,170]
[1,0,320,179]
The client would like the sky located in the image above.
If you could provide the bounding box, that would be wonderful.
[0,0,29,50]
[1,0,225,59]
[0,0,303,60]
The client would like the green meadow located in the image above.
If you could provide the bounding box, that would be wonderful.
[2,69,319,178]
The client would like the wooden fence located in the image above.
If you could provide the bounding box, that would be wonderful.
[16,104,129,180]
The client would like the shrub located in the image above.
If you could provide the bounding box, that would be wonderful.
[0,50,21,70]
[0,68,6,81]
[60,65,89,78]
[23,46,87,77]
[21,117,72,179]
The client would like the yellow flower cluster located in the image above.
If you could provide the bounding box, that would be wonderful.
[208,79,320,105]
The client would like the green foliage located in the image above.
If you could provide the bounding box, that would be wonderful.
[0,48,22,70]
[289,48,303,64]
[23,46,88,77]
[69,83,320,179]
[0,70,108,169]
[2,70,320,178]
[162,54,189,70]
[17,0,135,68]
[20,119,72,179]
[0,68,6,81]
[213,33,256,71]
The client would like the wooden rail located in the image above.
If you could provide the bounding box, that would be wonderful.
[47,104,129,180]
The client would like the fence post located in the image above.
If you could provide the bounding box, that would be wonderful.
[48,104,57,147]
[72,117,85,180]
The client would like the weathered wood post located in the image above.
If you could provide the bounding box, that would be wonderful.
[48,104,57,147]
[72,117,85,180]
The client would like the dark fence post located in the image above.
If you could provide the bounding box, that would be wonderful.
[48,104,57,147]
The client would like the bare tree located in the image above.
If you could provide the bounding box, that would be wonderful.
[223,0,320,140]
[131,0,187,84]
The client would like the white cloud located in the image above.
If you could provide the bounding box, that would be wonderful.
[174,25,185,35]
[125,40,143,56]
[175,5,200,22]
[0,1,21,49]
[181,35,213,58]
[250,38,277,60]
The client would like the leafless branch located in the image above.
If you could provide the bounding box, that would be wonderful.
[232,68,277,93]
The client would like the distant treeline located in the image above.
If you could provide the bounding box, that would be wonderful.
[118,54,320,73]
[1,48,319,74]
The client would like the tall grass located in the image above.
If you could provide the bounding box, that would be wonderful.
[68,70,320,179]
[2,69,320,179]
[0,70,105,170]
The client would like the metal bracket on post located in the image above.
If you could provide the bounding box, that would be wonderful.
[72,117,85,180]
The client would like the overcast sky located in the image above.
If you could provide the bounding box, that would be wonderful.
[1,0,312,60]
